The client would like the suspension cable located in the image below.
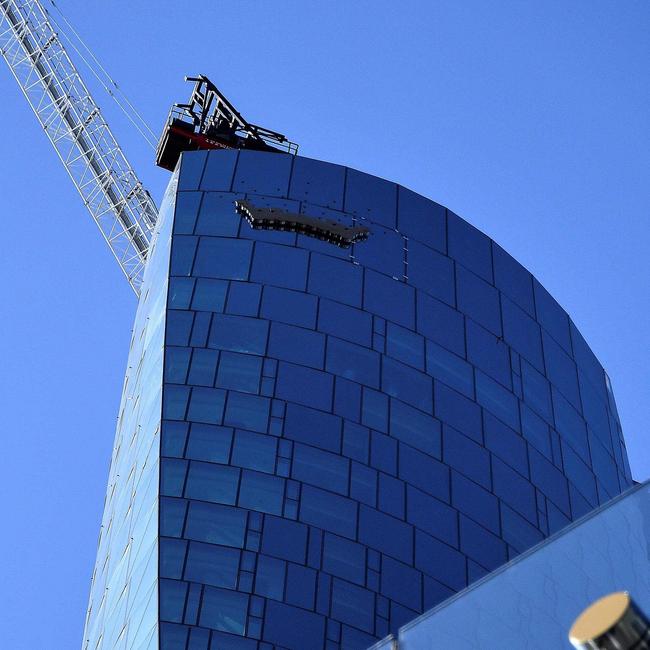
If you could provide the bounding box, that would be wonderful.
[45,0,157,149]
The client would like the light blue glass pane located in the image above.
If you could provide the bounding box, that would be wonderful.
[185,461,240,505]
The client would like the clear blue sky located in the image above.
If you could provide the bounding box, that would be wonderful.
[0,1,648,647]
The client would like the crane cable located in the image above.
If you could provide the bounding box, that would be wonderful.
[45,0,158,150]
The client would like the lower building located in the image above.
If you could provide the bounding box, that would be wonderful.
[369,480,650,649]
[82,150,633,650]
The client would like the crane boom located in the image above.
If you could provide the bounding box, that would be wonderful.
[0,0,157,295]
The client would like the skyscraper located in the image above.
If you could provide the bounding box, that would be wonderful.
[82,149,633,650]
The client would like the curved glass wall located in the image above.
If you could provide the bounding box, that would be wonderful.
[153,149,632,650]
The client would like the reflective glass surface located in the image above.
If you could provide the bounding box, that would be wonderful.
[371,482,650,650]
[86,149,632,650]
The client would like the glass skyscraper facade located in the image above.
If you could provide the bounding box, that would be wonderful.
[83,149,633,650]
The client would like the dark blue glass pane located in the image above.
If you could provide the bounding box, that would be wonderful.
[276,362,334,412]
[209,314,269,355]
[160,578,188,623]
[200,585,249,634]
[225,392,269,433]
[501,296,544,371]
[268,322,325,369]
[169,276,195,309]
[521,359,553,421]
[362,388,388,432]
[323,533,366,586]
[255,554,286,599]
[187,387,226,424]
[417,292,465,356]
[382,357,433,413]
[483,412,528,477]
[398,186,446,253]
[160,537,188,579]
[459,516,507,571]
[167,309,194,346]
[185,541,240,588]
[447,211,493,282]
[261,516,308,563]
[390,400,441,458]
[415,529,465,590]
[185,501,247,547]
[359,505,413,563]
[543,332,581,410]
[174,191,202,234]
[434,382,482,442]
[300,485,357,539]
[293,443,349,495]
[552,387,589,458]
[191,278,228,312]
[289,156,345,208]
[443,426,490,488]
[534,280,572,353]
[492,457,537,523]
[185,461,240,505]
[226,282,262,316]
[364,270,415,330]
[407,486,458,547]
[456,267,501,337]
[165,346,191,384]
[261,286,317,329]
[475,371,520,431]
[425,339,473,398]
[493,243,534,316]
[308,253,363,307]
[162,421,189,458]
[318,299,372,347]
[345,168,397,228]
[216,351,262,394]
[250,242,308,291]
[326,337,380,388]
[379,473,405,519]
[179,150,208,190]
[354,223,404,278]
[195,192,241,237]
[233,150,293,196]
[331,578,375,633]
[239,470,284,515]
[200,150,238,191]
[232,430,277,473]
[407,240,455,305]
[163,384,190,420]
[161,458,188,496]
[187,348,219,387]
[381,555,422,611]
[193,237,253,280]
[386,323,425,370]
[466,320,511,388]
[161,497,188,537]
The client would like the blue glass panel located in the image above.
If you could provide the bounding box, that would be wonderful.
[260,286,317,329]
[185,541,240,588]
[459,515,507,571]
[443,426,490,488]
[190,311,211,347]
[289,156,345,208]
[286,563,317,610]
[200,150,238,191]
[345,168,397,228]
[268,322,325,369]
[167,309,194,346]
[570,321,606,400]
[552,387,589,458]
[263,600,326,650]
[226,282,261,316]
[354,222,404,278]
[359,505,413,563]
[521,403,552,457]
[543,331,581,410]
[521,359,553,421]
[456,266,501,336]
[500,504,544,553]
[425,339,473,398]
[382,357,433,413]
[187,387,226,424]
[323,533,366,586]
[379,473,405,519]
[193,237,253,280]
[331,578,375,633]
[407,240,455,305]
[300,485,357,539]
[276,362,334,412]
[209,313,269,355]
[284,402,341,453]
[326,337,380,388]
[501,296,544,371]
[250,242,308,291]
[225,392,269,433]
[382,555,422,611]
[350,460,377,509]
[407,485,458,547]
[174,191,202,234]
[452,472,499,534]
[186,423,232,463]
[466,320,510,387]
[492,243,535,316]
[308,253,363,307]
[364,270,415,329]
[534,280,572,353]
[386,323,425,371]
[169,276,195,309]
[179,150,207,189]
[195,192,241,237]
[160,537,187,579]
[398,186,446,253]
[200,586,248,634]
[483,412,528,477]
[343,421,369,462]
[318,299,372,347]
[335,377,361,422]
[191,278,228,312]
[185,501,247,547]
[162,421,189,458]
[362,388,388,432]
[390,400,441,458]
[216,351,262,394]
[239,470,284,515]
[562,442,598,506]
[529,448,570,515]
[434,382,482,442]
[370,431,397,475]
[165,346,191,384]
[188,348,219,387]
[415,530,465,592]
[255,554,286,599]
[233,150,292,196]
[492,456,537,523]
[232,430,276,473]
[185,460,240,505]
[475,371,520,431]
[399,445,449,502]
[447,211,493,282]
[416,292,465,356]
[262,516,308,563]
[161,497,188,537]
[160,578,188,623]
[293,443,349,495]
[163,384,190,420]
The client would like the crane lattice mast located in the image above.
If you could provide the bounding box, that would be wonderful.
[0,0,157,295]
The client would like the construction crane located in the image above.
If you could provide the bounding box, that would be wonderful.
[0,0,157,295]
[0,1,298,295]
